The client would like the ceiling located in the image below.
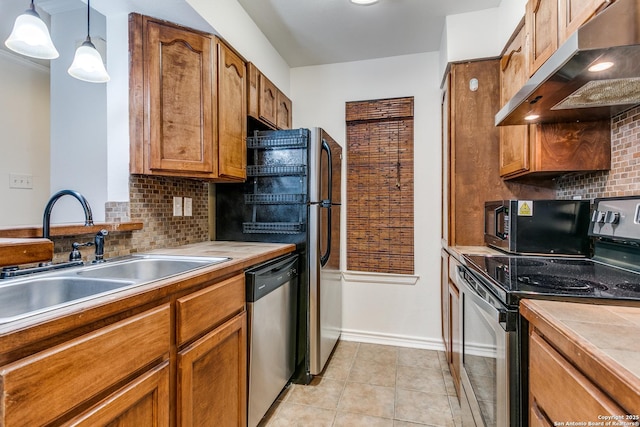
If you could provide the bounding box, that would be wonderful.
[2,0,503,69]
[236,0,502,67]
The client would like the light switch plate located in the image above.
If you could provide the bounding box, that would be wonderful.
[9,173,33,189]
[173,196,183,216]
[184,197,193,216]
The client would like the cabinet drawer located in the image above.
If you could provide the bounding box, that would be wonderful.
[62,361,170,426]
[0,304,170,426]
[529,329,625,423]
[176,274,245,346]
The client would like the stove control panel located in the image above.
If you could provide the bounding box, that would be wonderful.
[589,196,640,241]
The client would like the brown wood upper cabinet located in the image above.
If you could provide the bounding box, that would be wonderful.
[247,62,292,130]
[558,0,610,45]
[526,0,611,76]
[129,14,246,181]
[500,7,612,179]
[526,0,558,76]
[500,23,531,177]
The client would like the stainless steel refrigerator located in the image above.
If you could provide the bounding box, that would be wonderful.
[215,127,342,383]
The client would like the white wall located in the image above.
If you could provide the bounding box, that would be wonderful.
[186,0,290,95]
[439,0,526,80]
[291,52,444,349]
[0,51,51,226]
[49,7,108,224]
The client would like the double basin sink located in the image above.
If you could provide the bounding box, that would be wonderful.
[0,254,230,324]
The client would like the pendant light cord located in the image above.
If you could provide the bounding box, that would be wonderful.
[86,0,91,40]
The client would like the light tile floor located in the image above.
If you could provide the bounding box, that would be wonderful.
[259,341,462,427]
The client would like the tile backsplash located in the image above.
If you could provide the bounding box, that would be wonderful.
[51,175,210,263]
[556,106,640,200]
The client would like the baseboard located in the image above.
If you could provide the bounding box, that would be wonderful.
[340,328,445,351]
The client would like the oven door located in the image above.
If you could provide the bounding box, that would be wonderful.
[459,267,516,427]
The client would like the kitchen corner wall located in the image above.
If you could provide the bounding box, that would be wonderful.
[556,106,640,200]
[51,175,209,263]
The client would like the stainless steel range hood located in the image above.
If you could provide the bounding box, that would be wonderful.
[496,0,640,126]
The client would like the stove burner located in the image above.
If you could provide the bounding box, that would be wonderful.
[517,275,608,293]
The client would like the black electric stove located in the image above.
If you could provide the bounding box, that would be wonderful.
[463,196,640,308]
[462,254,640,307]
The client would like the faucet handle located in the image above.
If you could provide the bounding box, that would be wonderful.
[69,241,93,262]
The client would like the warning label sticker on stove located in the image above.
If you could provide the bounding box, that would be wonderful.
[518,200,533,216]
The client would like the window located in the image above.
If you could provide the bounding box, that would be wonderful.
[346,97,414,274]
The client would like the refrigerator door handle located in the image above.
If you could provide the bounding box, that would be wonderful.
[320,206,331,267]
[322,138,332,204]
[320,138,333,267]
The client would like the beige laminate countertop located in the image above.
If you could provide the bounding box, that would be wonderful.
[0,241,295,363]
[520,299,640,413]
[446,245,503,262]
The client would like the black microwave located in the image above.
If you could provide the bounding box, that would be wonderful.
[484,199,591,256]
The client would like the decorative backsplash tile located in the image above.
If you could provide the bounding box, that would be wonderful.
[556,106,640,200]
[51,175,210,263]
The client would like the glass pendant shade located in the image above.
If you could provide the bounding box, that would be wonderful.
[68,38,110,83]
[5,8,59,59]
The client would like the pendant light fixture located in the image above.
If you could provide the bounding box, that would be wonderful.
[4,0,59,60]
[67,0,110,83]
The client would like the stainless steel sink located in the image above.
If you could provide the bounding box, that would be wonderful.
[0,254,230,324]
[0,277,136,323]
[77,254,230,282]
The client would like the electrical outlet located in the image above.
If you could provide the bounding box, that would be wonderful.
[173,196,183,216]
[184,197,193,216]
[9,173,33,189]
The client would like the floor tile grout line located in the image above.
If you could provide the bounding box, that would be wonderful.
[330,341,358,426]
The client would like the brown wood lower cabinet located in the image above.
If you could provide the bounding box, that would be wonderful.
[63,362,170,427]
[529,329,626,424]
[178,312,247,427]
[0,272,249,426]
[441,249,461,397]
[0,305,171,426]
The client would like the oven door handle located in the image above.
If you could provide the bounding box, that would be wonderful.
[460,270,514,332]
[495,206,507,240]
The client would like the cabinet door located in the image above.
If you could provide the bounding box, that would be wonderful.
[441,249,450,357]
[176,274,245,346]
[276,91,292,129]
[558,0,609,44]
[217,40,247,180]
[441,74,451,244]
[529,329,625,424]
[0,305,170,426]
[258,74,278,128]
[62,362,170,427]
[178,312,247,427]
[146,20,215,174]
[449,279,461,396]
[499,24,531,177]
[526,0,558,76]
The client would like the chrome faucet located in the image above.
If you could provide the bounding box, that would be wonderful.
[42,189,94,240]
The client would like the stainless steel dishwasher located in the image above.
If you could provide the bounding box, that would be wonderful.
[245,254,298,427]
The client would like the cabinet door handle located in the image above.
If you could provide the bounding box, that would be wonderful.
[501,46,522,71]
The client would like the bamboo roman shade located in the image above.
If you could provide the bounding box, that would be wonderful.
[346,97,414,275]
